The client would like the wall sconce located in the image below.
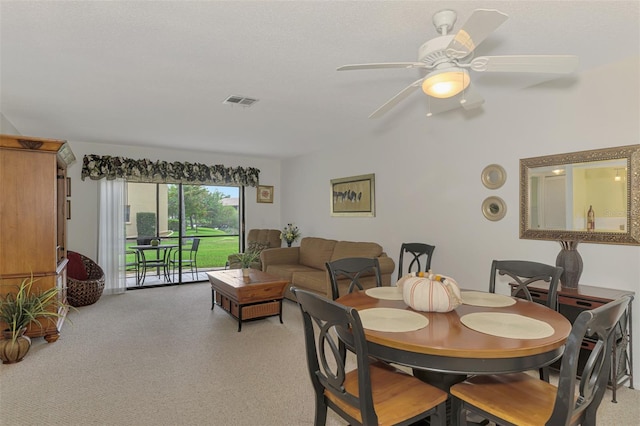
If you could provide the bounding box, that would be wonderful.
[422,67,470,99]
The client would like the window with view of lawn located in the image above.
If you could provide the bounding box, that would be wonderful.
[124,182,241,287]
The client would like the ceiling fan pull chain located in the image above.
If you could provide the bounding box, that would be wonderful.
[460,71,467,105]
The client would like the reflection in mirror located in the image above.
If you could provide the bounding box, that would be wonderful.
[528,159,627,232]
[520,145,640,245]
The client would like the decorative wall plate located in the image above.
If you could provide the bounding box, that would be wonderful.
[482,196,507,221]
[481,164,507,189]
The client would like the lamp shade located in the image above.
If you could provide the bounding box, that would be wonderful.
[422,68,470,99]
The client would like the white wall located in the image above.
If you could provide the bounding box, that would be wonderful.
[35,57,640,386]
[0,112,20,134]
[282,57,640,385]
[64,141,281,258]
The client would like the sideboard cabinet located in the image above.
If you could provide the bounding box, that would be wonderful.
[511,282,634,402]
[0,134,75,342]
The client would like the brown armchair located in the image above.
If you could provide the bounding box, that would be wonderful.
[227,229,282,270]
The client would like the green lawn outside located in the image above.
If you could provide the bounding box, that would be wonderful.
[126,227,239,269]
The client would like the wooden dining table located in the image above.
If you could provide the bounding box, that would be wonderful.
[336,289,572,390]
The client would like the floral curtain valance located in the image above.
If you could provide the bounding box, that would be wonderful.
[81,154,260,187]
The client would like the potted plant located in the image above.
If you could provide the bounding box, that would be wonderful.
[237,251,260,276]
[0,275,67,364]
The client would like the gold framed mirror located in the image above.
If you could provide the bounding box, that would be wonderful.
[520,144,640,245]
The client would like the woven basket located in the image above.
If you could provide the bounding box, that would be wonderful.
[66,252,105,307]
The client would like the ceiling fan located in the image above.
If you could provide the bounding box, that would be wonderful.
[337,9,579,118]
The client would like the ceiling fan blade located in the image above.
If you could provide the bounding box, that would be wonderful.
[459,83,485,110]
[368,78,424,119]
[337,62,430,71]
[470,55,579,73]
[446,9,509,59]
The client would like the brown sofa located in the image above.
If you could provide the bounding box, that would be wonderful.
[260,237,395,300]
[227,229,282,270]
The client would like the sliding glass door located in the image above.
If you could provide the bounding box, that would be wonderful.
[125,183,240,288]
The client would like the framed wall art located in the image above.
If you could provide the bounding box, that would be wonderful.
[257,185,274,203]
[330,173,375,217]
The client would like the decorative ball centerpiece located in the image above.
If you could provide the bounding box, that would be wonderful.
[397,270,462,313]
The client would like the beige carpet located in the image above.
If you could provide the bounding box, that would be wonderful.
[1,282,638,425]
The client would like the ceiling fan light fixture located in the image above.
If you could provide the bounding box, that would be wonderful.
[422,68,470,99]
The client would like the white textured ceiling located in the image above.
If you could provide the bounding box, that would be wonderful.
[1,1,638,159]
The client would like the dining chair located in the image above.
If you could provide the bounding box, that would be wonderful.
[490,259,563,311]
[291,287,448,426]
[134,239,175,285]
[397,242,435,281]
[325,257,382,300]
[169,238,200,281]
[137,248,169,285]
[125,250,140,285]
[450,295,632,426]
[490,259,563,381]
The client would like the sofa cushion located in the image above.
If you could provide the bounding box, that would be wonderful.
[247,229,282,248]
[330,241,383,261]
[299,237,337,270]
[291,270,328,295]
[67,251,88,280]
[265,264,318,283]
[247,241,270,255]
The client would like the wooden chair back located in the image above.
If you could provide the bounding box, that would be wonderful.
[490,259,563,310]
[548,295,631,424]
[292,287,447,426]
[397,242,435,281]
[450,295,632,426]
[325,257,382,300]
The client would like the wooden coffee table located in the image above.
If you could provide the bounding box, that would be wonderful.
[207,269,288,332]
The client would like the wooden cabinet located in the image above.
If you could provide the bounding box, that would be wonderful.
[0,134,74,342]
[511,282,634,402]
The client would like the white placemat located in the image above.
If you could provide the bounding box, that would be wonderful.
[461,291,516,307]
[460,312,554,339]
[365,286,404,301]
[358,308,429,332]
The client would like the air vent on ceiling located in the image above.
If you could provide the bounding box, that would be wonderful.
[223,95,259,107]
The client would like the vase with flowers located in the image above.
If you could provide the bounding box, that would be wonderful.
[280,223,301,247]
